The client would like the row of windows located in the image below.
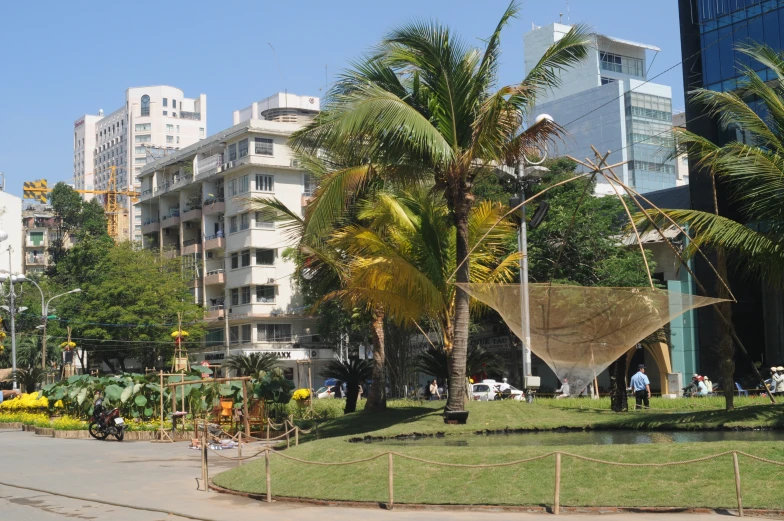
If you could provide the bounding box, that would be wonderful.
[229,248,276,269]
[227,174,274,196]
[227,211,274,233]
[227,138,273,161]
[626,106,672,123]
[629,132,676,148]
[599,51,644,77]
[230,285,277,306]
[222,324,293,344]
[97,120,124,140]
[629,160,676,174]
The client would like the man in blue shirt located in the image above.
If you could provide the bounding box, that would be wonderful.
[630,364,651,409]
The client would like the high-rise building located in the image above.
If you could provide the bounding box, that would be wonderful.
[524,23,678,194]
[73,86,207,241]
[677,0,784,375]
[135,93,326,386]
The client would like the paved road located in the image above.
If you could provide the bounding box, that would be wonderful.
[0,429,732,521]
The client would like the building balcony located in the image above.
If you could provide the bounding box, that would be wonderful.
[228,265,277,287]
[181,207,202,222]
[196,154,223,180]
[162,248,180,260]
[26,254,47,265]
[205,269,225,285]
[202,199,225,216]
[204,305,224,320]
[161,214,180,227]
[142,219,160,235]
[140,189,154,202]
[182,238,202,255]
[187,277,201,288]
[204,234,225,251]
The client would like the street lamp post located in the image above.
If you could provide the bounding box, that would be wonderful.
[22,277,81,370]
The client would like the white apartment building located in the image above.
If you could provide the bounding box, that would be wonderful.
[0,189,23,275]
[524,24,679,194]
[73,86,207,241]
[136,93,324,386]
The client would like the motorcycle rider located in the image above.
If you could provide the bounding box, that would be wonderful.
[93,391,105,428]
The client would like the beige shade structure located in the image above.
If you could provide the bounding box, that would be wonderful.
[458,283,726,396]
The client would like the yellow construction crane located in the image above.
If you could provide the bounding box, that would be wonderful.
[22,166,140,241]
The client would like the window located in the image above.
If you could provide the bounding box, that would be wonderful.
[140,95,150,116]
[241,249,251,267]
[229,326,239,344]
[238,175,249,193]
[241,324,251,342]
[228,179,236,196]
[256,285,275,303]
[231,252,239,269]
[135,158,147,164]
[241,286,251,305]
[176,125,179,133]
[205,329,223,346]
[228,144,237,161]
[172,113,177,118]
[172,100,177,109]
[601,76,617,85]
[29,231,44,246]
[255,174,274,192]
[256,249,275,265]
[240,213,250,230]
[166,124,174,132]
[177,136,180,144]
[238,139,248,158]
[254,137,273,155]
[257,324,291,342]
[166,135,174,143]
[231,288,239,306]
[255,212,274,229]
[135,135,151,143]
[303,173,316,196]
[230,216,238,233]
[199,128,205,137]
[599,51,644,77]
[163,98,168,107]
[163,110,168,116]
[135,123,151,131]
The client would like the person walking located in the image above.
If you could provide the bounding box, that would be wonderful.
[630,364,651,409]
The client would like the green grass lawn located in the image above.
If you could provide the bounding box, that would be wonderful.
[213,400,784,508]
[301,399,784,441]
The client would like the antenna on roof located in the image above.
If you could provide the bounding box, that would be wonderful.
[567,0,571,23]
[559,12,563,23]
[268,42,285,92]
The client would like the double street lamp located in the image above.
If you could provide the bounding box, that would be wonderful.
[0,230,81,389]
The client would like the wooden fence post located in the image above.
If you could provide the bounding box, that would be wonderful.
[237,431,242,467]
[295,426,299,446]
[266,419,270,440]
[732,451,743,517]
[554,452,561,515]
[286,427,290,448]
[388,452,394,509]
[202,422,209,493]
[265,449,272,503]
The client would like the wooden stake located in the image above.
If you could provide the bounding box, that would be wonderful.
[204,425,209,493]
[388,452,394,509]
[265,449,272,502]
[307,363,313,414]
[266,419,270,440]
[286,427,290,448]
[237,431,242,467]
[201,420,207,492]
[554,452,561,515]
[241,380,250,437]
[295,426,299,446]
[732,452,743,517]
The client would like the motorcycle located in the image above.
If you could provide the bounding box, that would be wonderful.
[88,397,126,441]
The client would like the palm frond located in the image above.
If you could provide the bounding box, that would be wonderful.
[251,197,303,243]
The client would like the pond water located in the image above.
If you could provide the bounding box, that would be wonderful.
[368,430,784,447]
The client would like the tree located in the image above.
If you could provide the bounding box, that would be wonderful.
[662,44,784,411]
[223,353,279,379]
[321,359,373,413]
[413,344,503,384]
[290,3,589,411]
[56,242,204,372]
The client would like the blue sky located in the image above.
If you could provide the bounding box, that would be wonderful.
[0,0,684,197]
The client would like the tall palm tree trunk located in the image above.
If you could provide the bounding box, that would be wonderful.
[365,308,387,412]
[715,248,735,411]
[447,205,471,412]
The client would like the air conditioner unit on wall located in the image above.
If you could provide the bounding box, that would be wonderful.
[267,278,275,284]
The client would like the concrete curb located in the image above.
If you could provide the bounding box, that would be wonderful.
[208,481,784,515]
[4,424,194,441]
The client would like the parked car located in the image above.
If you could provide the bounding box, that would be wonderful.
[494,384,525,401]
[314,386,334,399]
[471,383,497,401]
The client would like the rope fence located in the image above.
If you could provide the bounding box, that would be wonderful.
[197,440,784,516]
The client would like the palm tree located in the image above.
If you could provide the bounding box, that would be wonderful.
[223,352,279,379]
[666,43,784,410]
[14,367,45,393]
[290,3,589,411]
[328,187,520,396]
[321,359,374,413]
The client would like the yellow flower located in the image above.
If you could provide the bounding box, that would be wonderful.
[292,388,310,401]
[171,330,189,338]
